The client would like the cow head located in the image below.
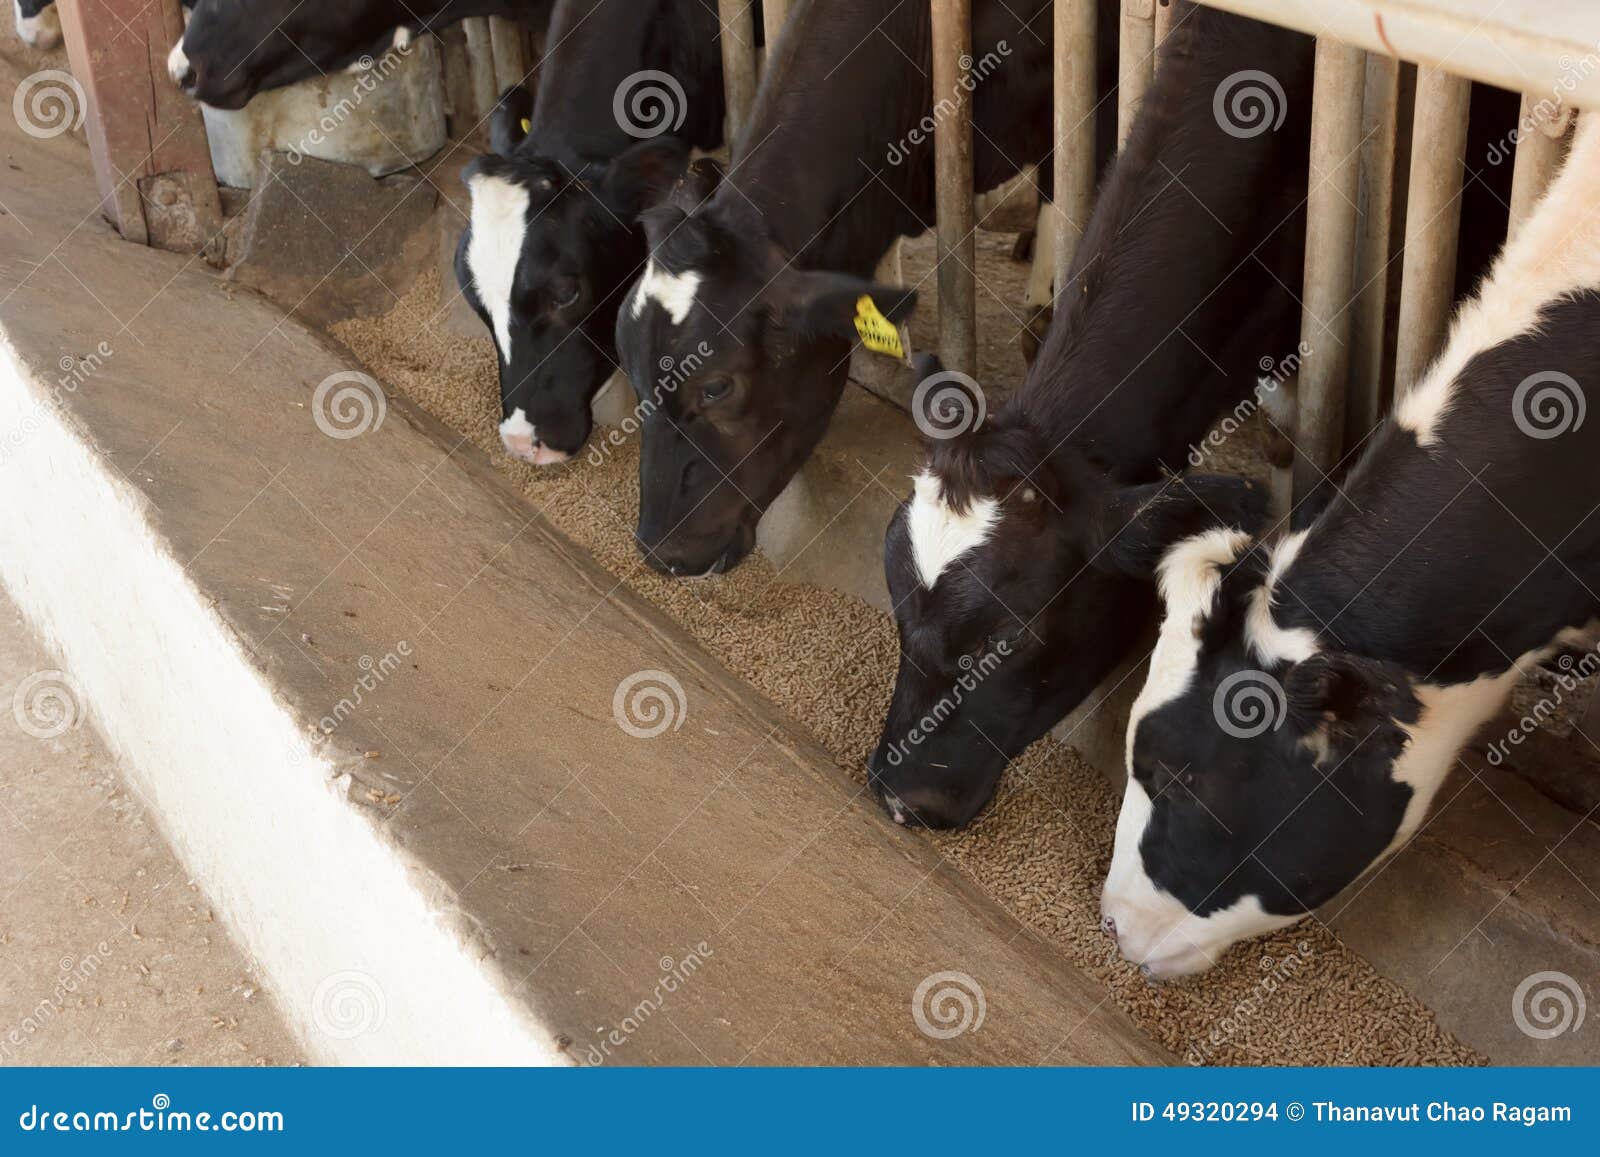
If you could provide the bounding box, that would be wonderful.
[870,407,1268,829]
[14,0,61,49]
[615,186,916,576]
[456,89,689,465]
[169,0,416,109]
[1102,525,1425,979]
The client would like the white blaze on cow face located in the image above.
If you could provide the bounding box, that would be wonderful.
[167,37,192,87]
[630,260,702,326]
[15,0,61,49]
[466,173,532,365]
[906,470,999,589]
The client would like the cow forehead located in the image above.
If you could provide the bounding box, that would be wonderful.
[466,173,532,363]
[630,260,704,327]
[906,470,1000,590]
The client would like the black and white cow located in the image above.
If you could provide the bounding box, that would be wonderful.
[867,3,1313,830]
[13,0,59,49]
[614,0,1120,577]
[454,0,744,466]
[169,0,553,109]
[1102,113,1600,979]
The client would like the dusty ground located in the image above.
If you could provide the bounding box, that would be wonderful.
[334,258,1481,1066]
[0,592,302,1066]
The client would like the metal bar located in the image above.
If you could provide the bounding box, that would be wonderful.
[1054,0,1098,293]
[1118,0,1156,151]
[461,18,499,119]
[1508,93,1572,239]
[1347,54,1400,446]
[1177,0,1600,108]
[1153,0,1177,45]
[718,0,759,142]
[763,0,792,47]
[57,0,221,254]
[932,0,977,377]
[1393,66,1470,398]
[1292,38,1366,504]
[488,16,528,95]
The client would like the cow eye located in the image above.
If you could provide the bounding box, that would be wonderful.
[550,277,580,309]
[700,377,733,405]
[989,623,1027,652]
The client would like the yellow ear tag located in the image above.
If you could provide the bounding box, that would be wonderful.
[520,117,532,133]
[854,295,905,361]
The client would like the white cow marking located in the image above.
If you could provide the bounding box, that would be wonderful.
[631,260,702,326]
[14,0,60,49]
[466,173,532,364]
[167,38,191,86]
[906,470,999,589]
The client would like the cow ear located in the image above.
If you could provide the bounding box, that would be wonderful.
[779,272,917,342]
[489,85,534,156]
[607,137,693,217]
[1090,473,1267,579]
[1283,652,1418,755]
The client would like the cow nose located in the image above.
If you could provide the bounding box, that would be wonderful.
[1101,914,1117,940]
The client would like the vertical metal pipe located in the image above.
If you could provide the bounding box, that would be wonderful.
[461,18,499,118]
[1118,0,1156,151]
[932,0,978,377]
[1152,0,1176,46]
[763,0,792,48]
[488,16,527,95]
[1291,39,1366,505]
[1508,93,1571,238]
[1054,0,1099,293]
[1393,66,1470,398]
[1348,54,1400,447]
[718,0,759,143]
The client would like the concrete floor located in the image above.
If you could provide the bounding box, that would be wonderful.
[0,592,301,1065]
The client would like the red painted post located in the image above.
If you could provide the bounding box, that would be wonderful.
[56,0,222,254]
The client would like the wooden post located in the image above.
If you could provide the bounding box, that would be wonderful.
[718,0,759,143]
[1118,0,1156,151]
[763,0,792,48]
[1054,0,1098,293]
[1347,54,1400,448]
[931,0,977,377]
[1153,0,1177,45]
[55,0,221,254]
[1508,93,1572,238]
[1292,39,1366,505]
[1393,66,1470,398]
